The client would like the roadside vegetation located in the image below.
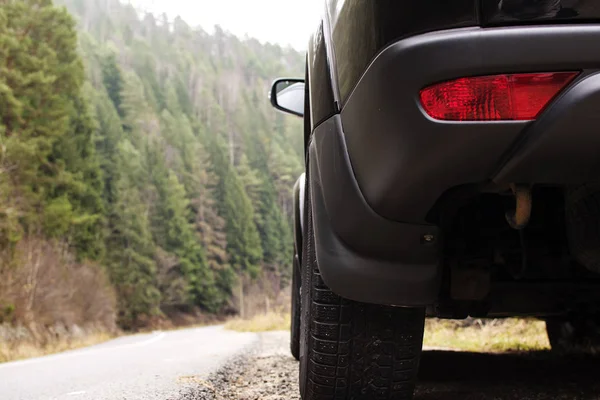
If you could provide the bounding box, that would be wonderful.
[225,312,290,332]
[226,312,550,353]
[0,328,113,364]
[424,318,550,352]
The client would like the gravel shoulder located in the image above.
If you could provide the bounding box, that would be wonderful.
[180,331,299,400]
[185,331,600,400]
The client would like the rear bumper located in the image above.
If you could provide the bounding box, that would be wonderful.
[311,25,600,307]
[342,25,600,223]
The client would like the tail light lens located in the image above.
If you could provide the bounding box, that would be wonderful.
[419,72,579,121]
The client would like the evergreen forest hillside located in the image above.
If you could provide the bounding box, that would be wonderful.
[0,0,305,332]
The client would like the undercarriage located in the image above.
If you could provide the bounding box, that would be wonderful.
[432,184,600,318]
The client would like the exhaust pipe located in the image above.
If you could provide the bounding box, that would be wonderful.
[506,184,532,230]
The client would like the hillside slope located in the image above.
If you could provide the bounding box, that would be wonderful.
[0,0,305,334]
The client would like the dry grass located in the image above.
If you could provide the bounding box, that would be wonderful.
[0,331,114,363]
[424,318,551,352]
[0,237,118,364]
[225,312,291,332]
[225,313,550,353]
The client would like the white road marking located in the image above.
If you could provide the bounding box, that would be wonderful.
[0,331,167,370]
[66,391,86,396]
[126,332,165,348]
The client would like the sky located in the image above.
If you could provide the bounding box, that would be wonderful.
[129,0,324,50]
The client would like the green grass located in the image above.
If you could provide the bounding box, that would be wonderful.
[424,318,551,352]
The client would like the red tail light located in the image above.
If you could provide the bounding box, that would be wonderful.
[419,72,578,121]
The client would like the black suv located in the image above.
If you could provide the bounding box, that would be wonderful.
[270,1,600,399]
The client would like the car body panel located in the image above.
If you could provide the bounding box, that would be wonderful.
[481,0,600,26]
[327,0,478,104]
[339,25,600,223]
[315,1,600,109]
[306,22,337,132]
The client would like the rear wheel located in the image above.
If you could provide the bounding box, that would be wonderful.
[546,315,600,355]
[299,176,425,400]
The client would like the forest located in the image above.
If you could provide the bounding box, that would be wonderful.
[0,0,304,335]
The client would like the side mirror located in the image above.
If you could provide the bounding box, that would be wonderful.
[270,78,305,117]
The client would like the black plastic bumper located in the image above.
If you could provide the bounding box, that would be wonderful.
[341,25,600,223]
[311,25,600,307]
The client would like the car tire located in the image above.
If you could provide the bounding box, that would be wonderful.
[291,253,301,360]
[546,315,600,355]
[299,172,425,400]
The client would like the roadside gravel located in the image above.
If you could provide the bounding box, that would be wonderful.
[183,330,600,400]
[180,331,299,400]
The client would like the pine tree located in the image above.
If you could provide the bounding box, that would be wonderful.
[91,88,124,208]
[0,0,105,259]
[147,142,219,310]
[210,139,263,278]
[193,141,233,305]
[105,141,160,329]
[46,90,105,260]
[101,53,124,117]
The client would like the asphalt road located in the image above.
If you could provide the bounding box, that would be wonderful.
[0,325,257,400]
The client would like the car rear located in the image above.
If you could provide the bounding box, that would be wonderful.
[316,0,600,317]
[286,2,600,399]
